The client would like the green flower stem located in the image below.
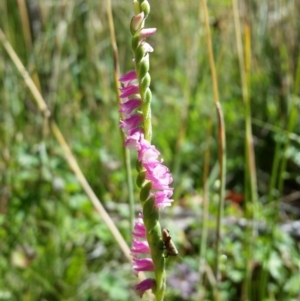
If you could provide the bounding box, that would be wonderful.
[137,52,152,141]
[132,1,166,300]
[143,198,166,301]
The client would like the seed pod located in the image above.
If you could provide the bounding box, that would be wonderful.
[162,229,179,257]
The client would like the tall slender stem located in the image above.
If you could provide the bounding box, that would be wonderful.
[232,1,258,298]
[201,0,227,283]
[199,114,212,281]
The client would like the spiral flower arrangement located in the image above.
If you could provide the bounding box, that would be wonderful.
[119,1,174,300]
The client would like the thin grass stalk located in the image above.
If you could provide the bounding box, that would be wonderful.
[16,0,32,49]
[105,0,135,231]
[232,1,258,202]
[16,0,42,93]
[199,115,221,301]
[48,0,71,109]
[232,14,252,300]
[0,28,151,287]
[232,3,258,298]
[199,114,212,281]
[232,7,252,301]
[201,0,227,284]
[243,23,256,301]
[267,140,281,203]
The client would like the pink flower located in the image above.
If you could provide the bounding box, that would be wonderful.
[131,239,151,255]
[119,84,140,98]
[132,220,147,239]
[138,136,160,163]
[125,129,143,150]
[120,5,173,298]
[119,98,141,115]
[135,278,155,298]
[119,70,137,84]
[144,162,173,190]
[139,28,157,40]
[153,190,174,208]
[120,114,143,135]
[133,258,154,274]
[142,42,154,53]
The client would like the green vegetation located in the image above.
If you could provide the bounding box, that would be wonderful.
[0,0,299,300]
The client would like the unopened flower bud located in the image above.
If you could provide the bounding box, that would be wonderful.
[130,12,144,34]
[140,0,150,18]
[136,170,146,188]
[133,0,140,15]
[140,181,152,202]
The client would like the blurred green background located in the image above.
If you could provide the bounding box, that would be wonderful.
[0,0,300,300]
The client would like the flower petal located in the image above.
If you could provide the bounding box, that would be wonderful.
[135,278,155,298]
[139,28,157,40]
[133,258,154,274]
[119,98,141,115]
[119,70,137,83]
[119,84,140,98]
[131,239,151,255]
